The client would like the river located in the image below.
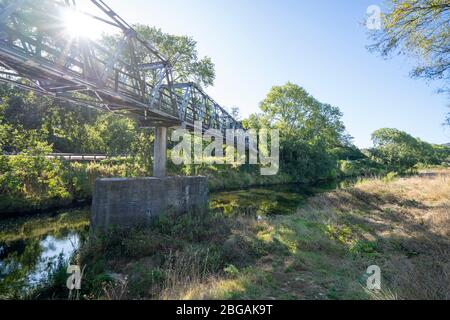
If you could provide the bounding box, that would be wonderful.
[0,180,352,298]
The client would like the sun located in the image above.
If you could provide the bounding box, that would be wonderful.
[63,9,103,40]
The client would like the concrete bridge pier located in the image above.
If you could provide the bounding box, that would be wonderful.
[90,125,209,233]
[153,127,167,177]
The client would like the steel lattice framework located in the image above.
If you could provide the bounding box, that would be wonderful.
[0,0,241,133]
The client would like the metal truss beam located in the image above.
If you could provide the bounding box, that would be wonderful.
[0,0,241,132]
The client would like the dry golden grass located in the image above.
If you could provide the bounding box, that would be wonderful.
[99,169,450,300]
[299,169,450,300]
[310,169,450,238]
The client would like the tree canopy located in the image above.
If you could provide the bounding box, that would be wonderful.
[245,82,353,181]
[370,127,449,171]
[0,24,217,157]
[101,25,216,88]
[368,0,450,91]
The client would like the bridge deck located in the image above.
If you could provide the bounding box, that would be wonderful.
[0,0,241,133]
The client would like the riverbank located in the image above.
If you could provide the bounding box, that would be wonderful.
[72,168,449,300]
[1,151,394,218]
[0,154,309,217]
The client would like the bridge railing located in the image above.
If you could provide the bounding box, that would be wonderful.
[168,82,242,134]
[46,153,109,161]
[0,0,178,121]
[0,0,241,134]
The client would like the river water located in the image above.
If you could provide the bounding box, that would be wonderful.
[0,181,350,298]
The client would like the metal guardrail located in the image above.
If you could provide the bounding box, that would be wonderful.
[46,153,109,161]
[2,153,114,161]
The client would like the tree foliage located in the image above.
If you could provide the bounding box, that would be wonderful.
[101,25,215,88]
[368,0,450,90]
[246,82,352,181]
[0,22,215,154]
[370,127,449,171]
[0,23,218,213]
[134,24,215,87]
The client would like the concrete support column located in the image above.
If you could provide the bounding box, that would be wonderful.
[153,127,167,177]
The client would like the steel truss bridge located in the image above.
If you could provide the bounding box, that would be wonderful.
[0,0,242,134]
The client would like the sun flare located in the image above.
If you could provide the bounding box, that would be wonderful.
[63,9,103,40]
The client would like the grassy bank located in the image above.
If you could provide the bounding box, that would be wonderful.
[0,155,147,217]
[72,168,449,300]
[4,145,443,217]
[0,155,296,217]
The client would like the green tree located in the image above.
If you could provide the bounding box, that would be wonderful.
[368,0,450,90]
[432,144,450,163]
[83,114,140,156]
[101,25,215,88]
[369,128,441,171]
[1,23,217,156]
[134,25,215,87]
[0,84,99,153]
[259,83,348,147]
[250,82,350,181]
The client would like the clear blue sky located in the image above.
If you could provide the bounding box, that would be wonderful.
[104,0,449,148]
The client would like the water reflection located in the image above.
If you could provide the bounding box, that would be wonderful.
[0,179,356,298]
[29,232,81,285]
[209,180,354,217]
[0,211,89,298]
[210,186,307,217]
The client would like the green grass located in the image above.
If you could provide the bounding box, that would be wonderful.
[76,207,375,300]
[22,168,449,300]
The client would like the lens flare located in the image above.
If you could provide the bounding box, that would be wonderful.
[63,9,102,39]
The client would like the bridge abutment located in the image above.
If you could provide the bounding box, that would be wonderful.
[90,127,210,233]
[90,176,208,232]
